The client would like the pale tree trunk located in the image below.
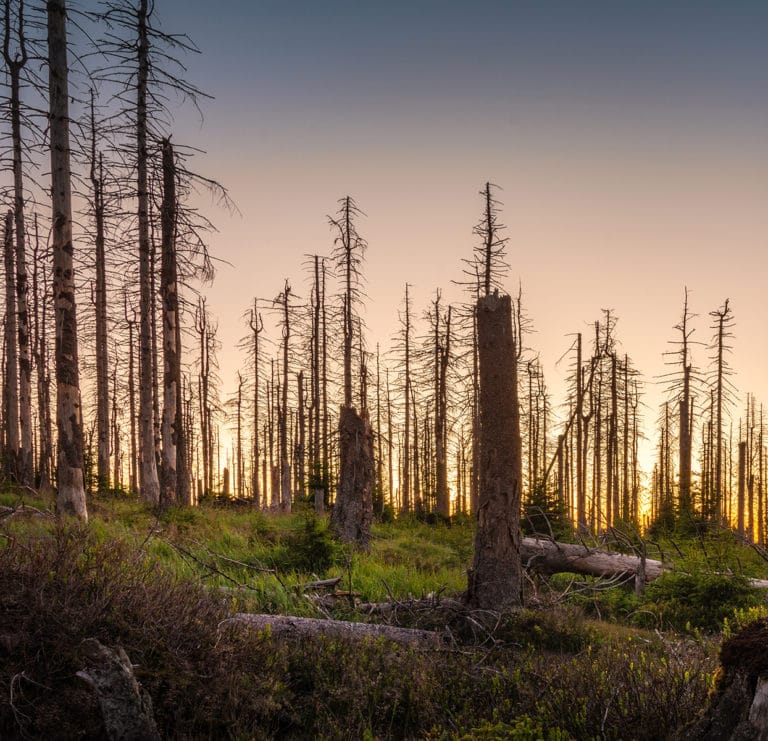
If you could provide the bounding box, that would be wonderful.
[467,292,522,609]
[402,284,411,514]
[279,281,291,512]
[435,302,451,519]
[249,302,262,504]
[136,0,159,504]
[3,211,19,475]
[126,305,138,495]
[48,0,87,520]
[296,370,305,499]
[31,218,52,490]
[91,97,110,493]
[160,138,184,506]
[4,1,32,485]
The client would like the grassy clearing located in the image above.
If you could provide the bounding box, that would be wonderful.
[1,486,766,737]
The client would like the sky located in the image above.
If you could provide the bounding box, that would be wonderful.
[145,0,767,471]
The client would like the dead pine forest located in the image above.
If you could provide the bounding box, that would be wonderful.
[1,1,767,739]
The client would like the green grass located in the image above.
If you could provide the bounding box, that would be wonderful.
[1,484,755,738]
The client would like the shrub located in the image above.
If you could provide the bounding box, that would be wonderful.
[644,570,763,632]
[273,514,340,574]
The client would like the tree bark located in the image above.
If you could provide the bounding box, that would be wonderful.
[4,3,32,485]
[90,101,110,494]
[3,210,19,475]
[332,404,374,549]
[135,0,160,504]
[160,138,182,507]
[48,0,87,520]
[226,613,443,647]
[466,292,522,609]
[77,638,160,741]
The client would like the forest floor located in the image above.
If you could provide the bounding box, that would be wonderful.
[1,487,767,739]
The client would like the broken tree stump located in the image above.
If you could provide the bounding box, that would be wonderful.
[467,291,523,610]
[76,639,160,741]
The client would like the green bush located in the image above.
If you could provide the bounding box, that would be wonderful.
[273,514,340,574]
[644,570,763,632]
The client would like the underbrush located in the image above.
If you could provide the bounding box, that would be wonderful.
[0,524,718,739]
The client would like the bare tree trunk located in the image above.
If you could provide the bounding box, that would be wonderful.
[467,293,522,609]
[126,303,138,495]
[90,98,110,493]
[575,333,585,531]
[332,405,374,548]
[31,218,52,489]
[279,281,291,513]
[4,2,32,485]
[435,301,451,519]
[160,138,182,507]
[249,302,262,503]
[297,370,305,499]
[3,211,19,476]
[48,0,87,520]
[402,284,411,514]
[136,0,159,504]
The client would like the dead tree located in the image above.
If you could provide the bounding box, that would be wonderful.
[2,211,19,475]
[328,197,373,547]
[3,0,32,484]
[467,292,522,609]
[89,93,111,493]
[159,138,186,506]
[274,279,292,512]
[709,299,735,519]
[248,300,263,504]
[31,217,52,489]
[48,0,87,520]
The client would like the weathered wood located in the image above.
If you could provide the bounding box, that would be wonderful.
[48,0,87,521]
[332,404,374,549]
[226,613,444,647]
[467,292,523,609]
[521,537,768,589]
[302,576,342,591]
[521,537,666,582]
[77,639,160,741]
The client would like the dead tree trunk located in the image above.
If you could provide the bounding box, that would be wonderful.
[3,211,19,476]
[31,218,52,490]
[48,0,87,520]
[160,138,182,507]
[4,2,32,485]
[90,97,110,493]
[467,292,522,609]
[227,613,443,647]
[332,405,374,548]
[135,0,160,504]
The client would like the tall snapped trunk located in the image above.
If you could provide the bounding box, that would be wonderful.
[48,0,87,520]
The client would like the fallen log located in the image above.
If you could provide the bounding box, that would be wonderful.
[224,613,445,647]
[521,537,768,589]
[521,537,666,582]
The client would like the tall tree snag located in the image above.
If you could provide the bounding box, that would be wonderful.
[467,292,522,609]
[329,197,374,546]
[160,138,185,506]
[3,0,32,484]
[3,210,19,475]
[48,0,87,520]
[136,0,160,504]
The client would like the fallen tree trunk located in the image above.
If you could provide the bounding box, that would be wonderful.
[225,613,445,647]
[521,537,666,582]
[521,537,768,589]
